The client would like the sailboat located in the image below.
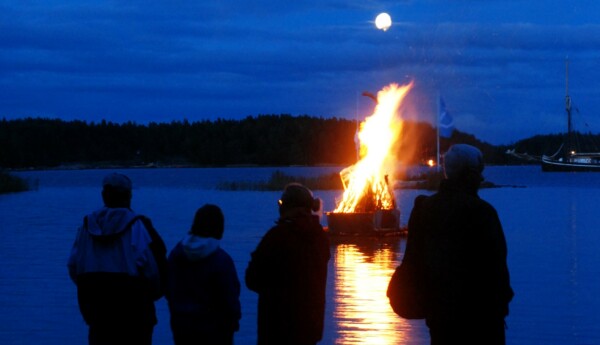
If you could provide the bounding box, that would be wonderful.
[541,59,600,172]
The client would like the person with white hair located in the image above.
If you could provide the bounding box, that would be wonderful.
[392,144,513,344]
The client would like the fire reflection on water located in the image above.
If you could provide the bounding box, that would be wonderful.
[331,238,422,344]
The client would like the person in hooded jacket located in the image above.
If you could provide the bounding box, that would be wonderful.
[67,173,168,345]
[245,183,330,345]
[166,204,241,345]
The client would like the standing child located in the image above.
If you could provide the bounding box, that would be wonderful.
[166,204,241,345]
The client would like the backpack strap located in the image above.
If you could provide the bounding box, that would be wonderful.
[128,215,168,299]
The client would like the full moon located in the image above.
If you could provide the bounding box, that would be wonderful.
[375,13,392,31]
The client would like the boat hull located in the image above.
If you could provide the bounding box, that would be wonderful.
[541,158,600,172]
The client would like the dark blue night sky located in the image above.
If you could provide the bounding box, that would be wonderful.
[3,1,600,144]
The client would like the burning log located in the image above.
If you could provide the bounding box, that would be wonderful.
[326,177,402,235]
[326,82,412,236]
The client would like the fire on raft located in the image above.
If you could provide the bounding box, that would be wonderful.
[325,82,412,236]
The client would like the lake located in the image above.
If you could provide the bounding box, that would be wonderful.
[1,165,599,344]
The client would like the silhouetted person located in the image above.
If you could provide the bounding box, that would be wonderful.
[166,204,241,345]
[68,173,167,345]
[245,183,330,345]
[404,144,513,344]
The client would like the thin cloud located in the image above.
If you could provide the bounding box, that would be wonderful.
[2,1,600,144]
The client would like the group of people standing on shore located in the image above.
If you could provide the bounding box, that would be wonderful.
[67,143,513,345]
[67,173,329,345]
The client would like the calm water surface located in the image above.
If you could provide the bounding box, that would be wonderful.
[1,166,599,344]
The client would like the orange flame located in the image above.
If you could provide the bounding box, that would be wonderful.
[334,82,413,213]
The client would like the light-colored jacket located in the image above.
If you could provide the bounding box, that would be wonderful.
[68,207,160,291]
[67,207,163,326]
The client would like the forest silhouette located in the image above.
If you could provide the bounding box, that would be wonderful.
[0,115,577,169]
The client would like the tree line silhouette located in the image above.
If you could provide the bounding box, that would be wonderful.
[1,116,355,168]
[0,115,564,169]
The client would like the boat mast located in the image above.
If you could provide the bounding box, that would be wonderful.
[566,58,573,155]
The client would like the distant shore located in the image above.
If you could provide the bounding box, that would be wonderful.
[7,162,346,172]
[7,164,522,192]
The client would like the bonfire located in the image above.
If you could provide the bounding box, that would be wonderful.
[327,82,413,235]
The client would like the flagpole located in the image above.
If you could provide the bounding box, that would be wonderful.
[356,91,360,162]
[436,93,441,173]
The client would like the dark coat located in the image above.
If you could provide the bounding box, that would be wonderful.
[245,212,330,345]
[405,179,514,330]
[166,241,241,344]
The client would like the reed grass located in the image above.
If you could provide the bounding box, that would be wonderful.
[217,170,343,191]
[0,171,30,193]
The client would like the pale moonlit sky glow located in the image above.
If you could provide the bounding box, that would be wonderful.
[3,1,600,145]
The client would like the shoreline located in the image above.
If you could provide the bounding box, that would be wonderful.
[8,161,530,172]
[7,162,348,172]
